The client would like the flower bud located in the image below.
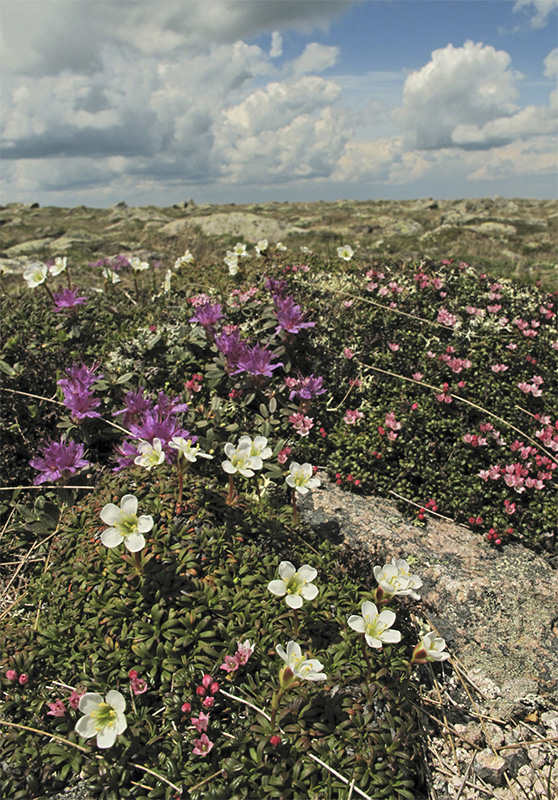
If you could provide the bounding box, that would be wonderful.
[209,681,219,695]
[201,674,213,689]
[5,670,17,681]
[202,696,214,709]
[181,701,192,713]
[269,735,281,748]
[196,686,206,697]
[18,673,29,685]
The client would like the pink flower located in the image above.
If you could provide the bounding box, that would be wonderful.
[277,446,292,465]
[385,411,401,431]
[131,677,148,695]
[220,655,239,673]
[235,639,253,666]
[343,300,354,308]
[191,712,210,733]
[387,431,398,441]
[387,342,399,352]
[491,364,508,373]
[201,674,213,689]
[412,372,423,381]
[192,733,214,756]
[46,699,67,717]
[504,500,516,515]
[18,674,29,685]
[437,308,458,327]
[343,347,354,359]
[289,412,314,437]
[344,409,364,425]
[181,701,192,713]
[202,696,215,709]
[5,670,17,681]
[68,689,85,710]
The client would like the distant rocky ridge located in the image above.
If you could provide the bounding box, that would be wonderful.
[1,197,557,288]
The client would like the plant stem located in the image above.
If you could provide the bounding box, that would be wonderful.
[177,461,184,512]
[270,687,284,730]
[292,490,298,525]
[361,639,375,704]
[134,551,142,575]
[226,474,236,505]
[42,282,55,303]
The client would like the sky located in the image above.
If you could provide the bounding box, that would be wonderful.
[1,0,557,207]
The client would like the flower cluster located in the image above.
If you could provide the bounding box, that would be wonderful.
[517,375,544,397]
[289,412,314,437]
[284,374,325,402]
[220,639,254,673]
[52,287,87,312]
[30,438,89,485]
[274,295,315,335]
[58,363,102,422]
[344,409,364,425]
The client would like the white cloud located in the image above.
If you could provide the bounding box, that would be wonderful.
[395,41,521,149]
[270,31,283,59]
[332,138,431,184]
[291,42,340,76]
[514,0,558,28]
[463,136,558,179]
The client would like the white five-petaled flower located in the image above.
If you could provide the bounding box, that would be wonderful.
[285,462,321,496]
[169,436,213,463]
[232,242,248,257]
[412,631,450,663]
[237,435,272,466]
[99,494,153,553]
[23,262,48,288]
[50,256,67,275]
[75,690,127,749]
[255,239,268,255]
[174,250,194,269]
[222,442,257,477]
[348,601,402,649]
[337,245,354,261]
[134,438,166,470]
[224,252,239,276]
[130,256,149,272]
[275,641,327,682]
[276,242,287,251]
[268,561,319,609]
[374,558,422,600]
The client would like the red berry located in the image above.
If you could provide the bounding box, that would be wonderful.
[269,735,281,748]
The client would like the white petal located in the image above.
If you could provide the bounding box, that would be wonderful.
[381,629,401,644]
[347,615,365,633]
[120,495,138,516]
[137,515,154,533]
[278,561,295,580]
[364,634,383,648]
[275,644,287,662]
[100,504,121,526]
[96,726,117,748]
[106,690,126,713]
[286,641,302,661]
[378,609,396,628]
[101,529,124,548]
[75,715,97,739]
[124,533,145,552]
[285,593,303,609]
[238,435,252,449]
[361,600,378,620]
[115,712,128,735]
[78,693,103,714]
[300,583,318,601]
[297,565,317,583]
[285,476,295,488]
[224,443,235,458]
[268,580,287,596]
[222,460,235,474]
[239,467,255,477]
[294,485,309,495]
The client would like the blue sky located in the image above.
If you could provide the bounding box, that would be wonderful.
[1,0,557,206]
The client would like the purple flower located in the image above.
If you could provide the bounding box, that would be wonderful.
[232,344,283,378]
[215,328,250,372]
[30,439,90,485]
[264,277,288,296]
[189,302,223,331]
[113,388,152,427]
[284,374,325,401]
[57,363,103,421]
[52,288,87,312]
[274,295,315,335]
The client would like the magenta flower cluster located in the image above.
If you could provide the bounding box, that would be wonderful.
[273,294,315,335]
[284,374,325,402]
[52,288,87,312]
[30,438,90,485]
[58,363,102,421]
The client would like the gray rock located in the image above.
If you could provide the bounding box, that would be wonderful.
[465,222,517,236]
[159,211,297,242]
[473,749,507,786]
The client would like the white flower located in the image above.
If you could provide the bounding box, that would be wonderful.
[163,269,172,293]
[300,246,312,254]
[268,561,319,609]
[224,253,239,276]
[49,256,67,276]
[348,601,402,649]
[102,267,121,284]
[130,256,149,272]
[75,690,127,749]
[99,494,153,553]
[222,442,257,477]
[237,435,272,466]
[255,239,268,255]
[276,242,287,251]
[233,242,248,257]
[276,641,327,681]
[413,631,450,663]
[337,245,354,261]
[373,558,422,600]
[23,262,48,288]
[134,438,165,470]
[174,250,194,269]
[169,436,213,463]
[285,462,320,496]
